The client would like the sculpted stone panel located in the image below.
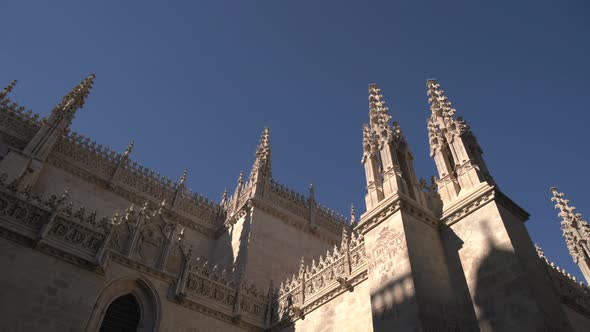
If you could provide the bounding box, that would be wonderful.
[48,218,103,253]
[0,194,47,231]
[366,225,406,283]
[136,224,164,267]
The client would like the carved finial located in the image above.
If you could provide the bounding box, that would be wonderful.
[177,227,185,242]
[123,140,134,158]
[368,83,392,148]
[221,188,228,206]
[350,203,356,225]
[0,80,17,101]
[258,127,271,152]
[299,256,305,276]
[139,201,149,216]
[111,210,122,225]
[51,74,96,122]
[250,128,272,181]
[426,79,469,139]
[123,203,135,222]
[361,124,378,164]
[368,83,388,114]
[550,187,590,264]
[179,168,188,186]
[237,171,244,186]
[392,121,406,146]
[309,183,315,200]
[157,199,166,215]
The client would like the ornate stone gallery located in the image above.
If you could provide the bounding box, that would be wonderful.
[0,76,588,331]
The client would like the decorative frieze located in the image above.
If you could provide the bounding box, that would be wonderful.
[0,177,272,329]
[440,184,529,227]
[272,231,367,326]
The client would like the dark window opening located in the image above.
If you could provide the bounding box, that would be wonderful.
[100,293,140,332]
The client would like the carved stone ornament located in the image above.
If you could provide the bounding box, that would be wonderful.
[550,187,590,264]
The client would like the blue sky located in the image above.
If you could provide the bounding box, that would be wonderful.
[1,1,589,280]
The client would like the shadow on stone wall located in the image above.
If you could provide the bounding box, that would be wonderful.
[444,222,556,331]
[278,220,563,331]
[208,225,236,277]
[443,228,481,331]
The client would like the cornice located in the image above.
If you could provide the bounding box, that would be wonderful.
[441,184,529,228]
[356,193,440,235]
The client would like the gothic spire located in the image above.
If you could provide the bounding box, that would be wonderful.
[550,187,590,266]
[362,83,423,209]
[425,79,492,205]
[0,80,17,101]
[50,74,96,123]
[350,203,356,226]
[249,127,272,182]
[368,83,393,148]
[426,79,470,141]
[256,127,271,163]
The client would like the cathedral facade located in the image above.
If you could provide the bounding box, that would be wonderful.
[0,75,589,331]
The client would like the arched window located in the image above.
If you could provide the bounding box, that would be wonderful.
[100,294,140,332]
[86,277,160,332]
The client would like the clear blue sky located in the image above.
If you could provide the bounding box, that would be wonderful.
[2,1,589,280]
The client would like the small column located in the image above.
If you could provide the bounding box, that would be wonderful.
[174,246,192,302]
[125,202,150,256]
[172,169,187,210]
[110,140,134,185]
[362,125,384,210]
[95,213,120,270]
[157,222,178,270]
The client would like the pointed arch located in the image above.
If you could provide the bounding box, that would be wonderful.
[85,276,161,332]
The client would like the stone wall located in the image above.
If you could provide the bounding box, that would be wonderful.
[35,164,131,221]
[245,207,337,287]
[285,280,373,332]
[34,164,212,263]
[564,306,590,332]
[0,236,249,332]
[441,190,568,330]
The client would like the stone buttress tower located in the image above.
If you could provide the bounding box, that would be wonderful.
[358,84,456,330]
[426,79,572,330]
[0,74,95,188]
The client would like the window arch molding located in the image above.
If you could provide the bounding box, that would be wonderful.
[85,276,161,332]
